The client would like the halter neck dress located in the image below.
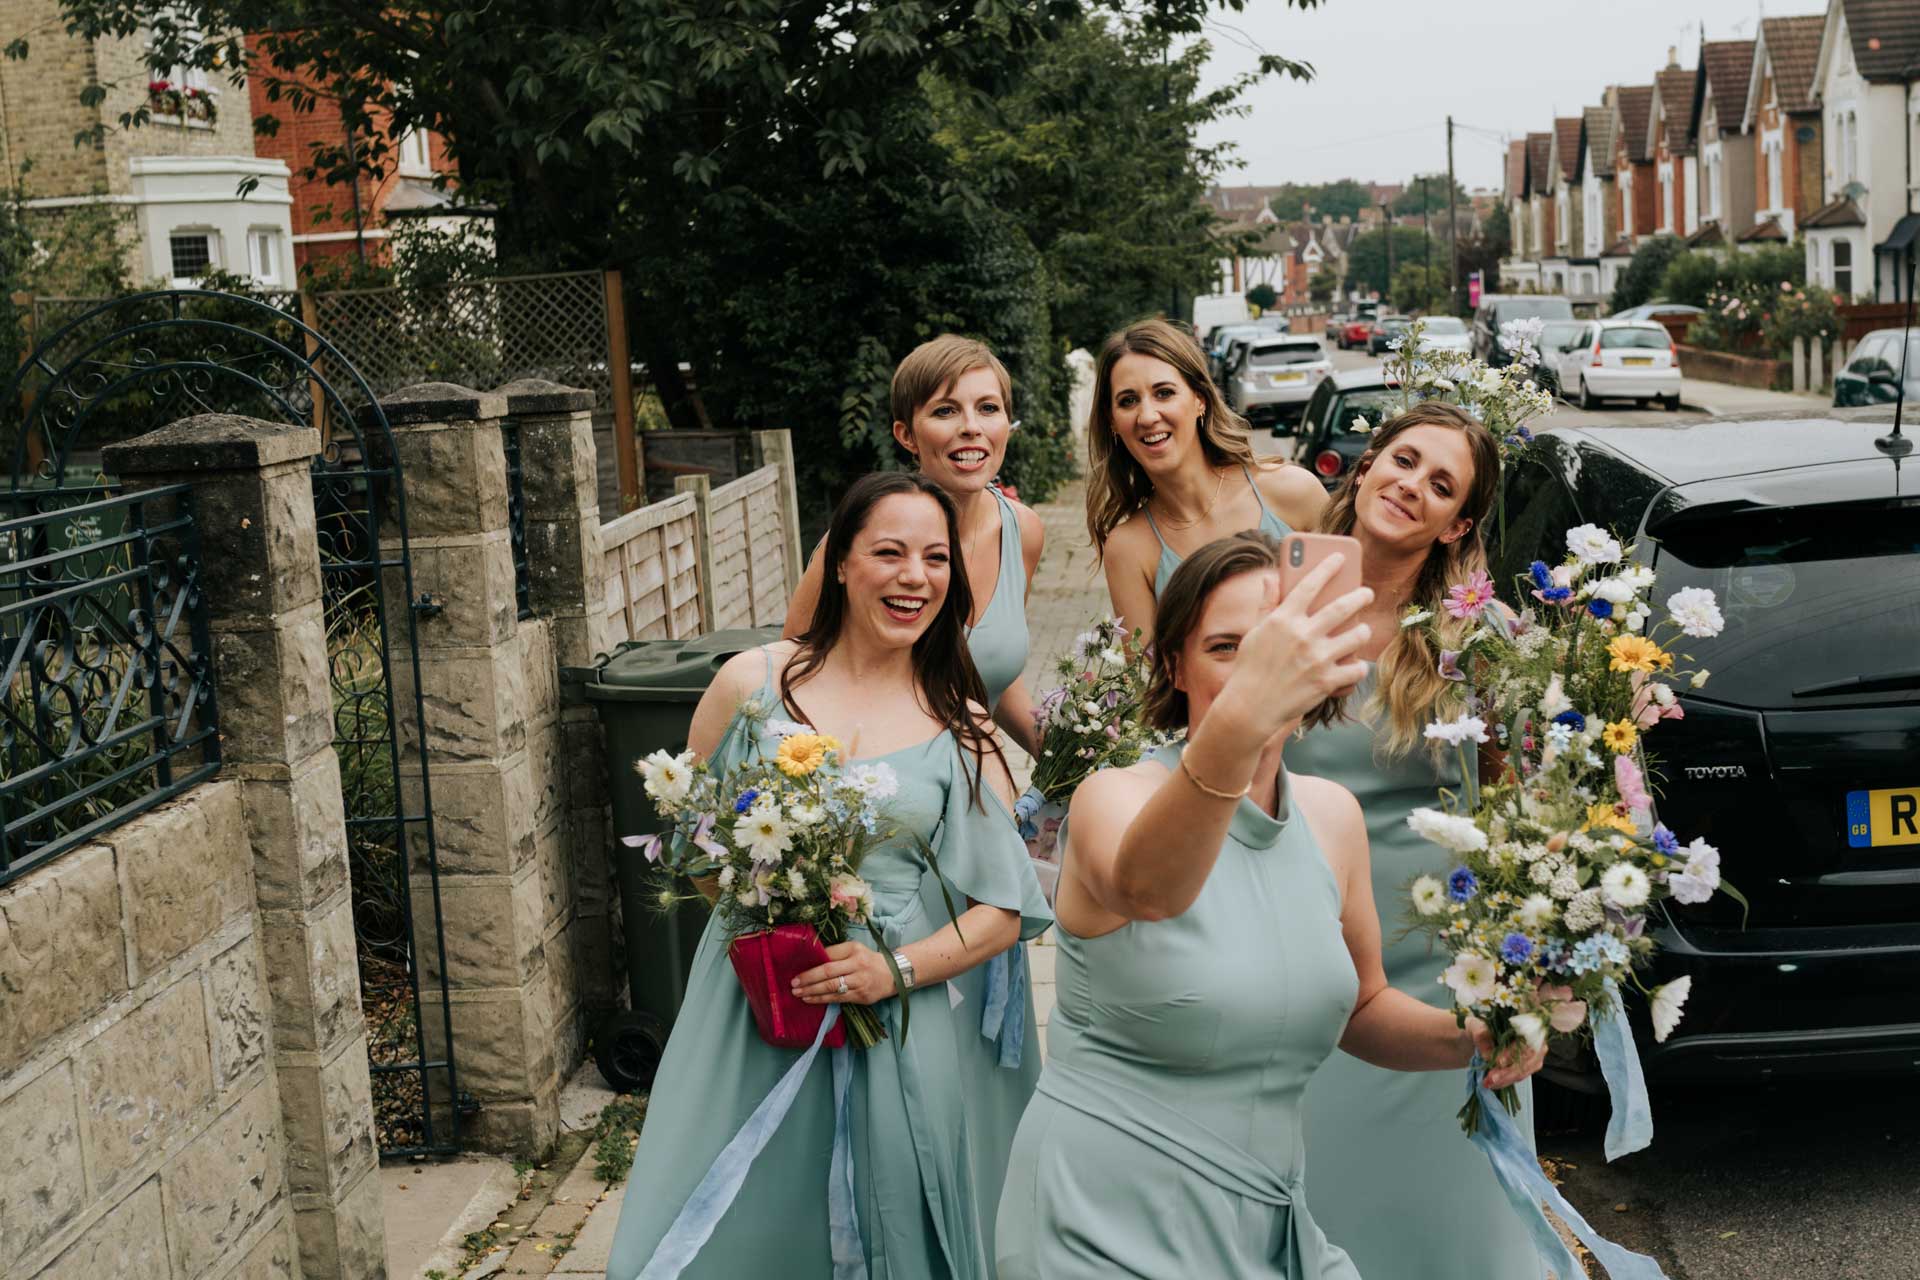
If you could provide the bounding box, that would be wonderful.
[995,745,1360,1279]
[605,651,1053,1280]
[1290,668,1544,1280]
[965,488,1029,711]
[1146,465,1292,598]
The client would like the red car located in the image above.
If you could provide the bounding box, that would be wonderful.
[1340,318,1373,350]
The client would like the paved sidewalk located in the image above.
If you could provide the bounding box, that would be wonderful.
[1680,377,1830,416]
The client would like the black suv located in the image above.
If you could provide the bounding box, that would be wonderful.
[1496,412,1920,1083]
[1472,294,1576,366]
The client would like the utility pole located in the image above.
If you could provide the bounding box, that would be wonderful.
[1447,115,1460,312]
[1383,201,1394,301]
[1423,176,1432,291]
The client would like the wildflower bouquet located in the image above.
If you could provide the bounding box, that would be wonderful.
[1403,524,1743,1134]
[1380,316,1557,464]
[631,715,943,1050]
[1014,616,1168,900]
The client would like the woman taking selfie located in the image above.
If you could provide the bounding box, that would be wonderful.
[1085,318,1326,639]
[609,472,1051,1280]
[1290,402,1545,1279]
[785,336,1045,756]
[994,532,1543,1279]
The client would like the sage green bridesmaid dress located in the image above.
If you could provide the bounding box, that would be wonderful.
[995,745,1361,1279]
[1147,464,1291,598]
[965,488,1029,712]
[604,653,1053,1280]
[1292,669,1545,1280]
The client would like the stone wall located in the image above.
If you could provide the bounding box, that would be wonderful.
[0,783,299,1279]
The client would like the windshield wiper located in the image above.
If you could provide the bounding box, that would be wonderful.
[1792,667,1920,698]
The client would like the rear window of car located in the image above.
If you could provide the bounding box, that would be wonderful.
[1332,388,1399,431]
[1540,321,1585,348]
[1425,318,1466,333]
[1493,299,1575,322]
[1600,326,1669,350]
[1251,343,1323,365]
[1653,507,1920,709]
[1382,318,1410,330]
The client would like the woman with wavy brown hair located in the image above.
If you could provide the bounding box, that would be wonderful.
[1084,318,1325,638]
[1290,402,1548,1280]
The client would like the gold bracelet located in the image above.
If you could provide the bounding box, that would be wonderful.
[1179,754,1251,803]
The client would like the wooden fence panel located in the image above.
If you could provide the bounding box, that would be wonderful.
[601,492,702,643]
[706,467,787,631]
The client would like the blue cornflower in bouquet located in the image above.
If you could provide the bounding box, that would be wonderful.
[1500,932,1536,965]
[1447,866,1479,902]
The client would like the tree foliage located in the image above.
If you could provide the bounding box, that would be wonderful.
[1344,226,1435,298]
[1390,172,1470,217]
[1607,233,1687,313]
[1268,178,1372,222]
[1246,283,1278,310]
[16,0,1318,516]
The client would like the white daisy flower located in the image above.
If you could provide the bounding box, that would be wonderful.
[1411,875,1448,917]
[637,748,696,803]
[1600,861,1651,910]
[1443,952,1500,1007]
[739,809,793,863]
[844,762,900,800]
[1565,524,1623,566]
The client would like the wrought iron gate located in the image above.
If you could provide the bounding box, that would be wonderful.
[5,290,464,1153]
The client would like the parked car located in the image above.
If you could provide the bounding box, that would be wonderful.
[1496,413,1920,1090]
[1415,315,1472,355]
[1228,335,1333,430]
[1531,319,1591,395]
[1832,327,1920,407]
[1471,294,1577,366]
[1208,323,1270,383]
[1609,301,1705,323]
[1339,316,1375,350]
[1325,312,1350,341]
[1291,368,1401,487]
[1366,315,1412,356]
[1554,319,1682,411]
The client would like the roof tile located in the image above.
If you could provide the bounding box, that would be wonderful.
[1616,85,1655,163]
[1555,117,1583,180]
[1839,0,1920,83]
[1582,105,1614,171]
[1527,132,1553,193]
[1698,40,1756,130]
[1760,14,1825,110]
[1655,69,1698,154]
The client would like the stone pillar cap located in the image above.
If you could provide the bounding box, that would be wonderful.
[491,379,594,415]
[363,382,506,427]
[102,414,321,475]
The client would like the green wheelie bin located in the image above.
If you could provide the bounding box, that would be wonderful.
[580,625,781,1091]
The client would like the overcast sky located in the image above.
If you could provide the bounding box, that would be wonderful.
[1193,0,1827,193]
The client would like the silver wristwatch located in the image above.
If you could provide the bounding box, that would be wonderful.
[891,950,916,993]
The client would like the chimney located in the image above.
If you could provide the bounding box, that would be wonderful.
[1666,45,1678,69]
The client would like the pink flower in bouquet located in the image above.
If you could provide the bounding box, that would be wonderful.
[1614,753,1651,814]
[828,872,874,920]
[1445,570,1496,620]
[1538,984,1589,1033]
[1628,672,1685,729]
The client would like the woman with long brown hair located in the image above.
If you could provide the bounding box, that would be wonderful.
[608,472,1051,1280]
[1289,402,1547,1279]
[994,532,1542,1279]
[786,335,1046,756]
[1085,317,1326,638]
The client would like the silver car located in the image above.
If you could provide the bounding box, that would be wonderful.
[1229,335,1333,431]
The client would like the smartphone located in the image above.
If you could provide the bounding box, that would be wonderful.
[1276,532,1364,626]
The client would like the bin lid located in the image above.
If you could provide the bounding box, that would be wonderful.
[583,626,783,701]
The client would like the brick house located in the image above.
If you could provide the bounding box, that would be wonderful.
[1741,13,1827,248]
[1611,84,1658,243]
[1542,116,1582,295]
[1526,130,1556,274]
[243,37,473,277]
[1689,38,1758,247]
[1809,0,1920,302]
[1579,105,1618,260]
[1650,56,1700,236]
[0,0,294,289]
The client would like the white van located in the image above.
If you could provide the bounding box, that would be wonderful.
[1191,293,1251,347]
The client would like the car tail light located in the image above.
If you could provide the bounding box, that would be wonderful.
[1590,341,1603,368]
[1669,337,1680,370]
[1314,450,1344,478]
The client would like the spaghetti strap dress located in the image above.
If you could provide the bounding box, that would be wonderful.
[604,653,1053,1280]
[1146,465,1291,598]
[994,745,1360,1280]
[964,488,1030,712]
[1291,668,1545,1280]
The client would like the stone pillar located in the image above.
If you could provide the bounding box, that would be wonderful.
[368,383,561,1154]
[1791,335,1808,392]
[102,415,385,1279]
[494,380,622,1033]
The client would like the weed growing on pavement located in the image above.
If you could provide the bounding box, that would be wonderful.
[592,1096,649,1185]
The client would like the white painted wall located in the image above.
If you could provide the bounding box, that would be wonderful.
[126,157,295,288]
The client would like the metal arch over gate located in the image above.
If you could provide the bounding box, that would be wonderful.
[5,289,466,1154]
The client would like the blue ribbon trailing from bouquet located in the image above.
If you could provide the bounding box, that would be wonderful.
[640,1006,866,1280]
[1594,977,1654,1160]
[980,943,1028,1069]
[1013,786,1044,839]
[1464,1060,1669,1280]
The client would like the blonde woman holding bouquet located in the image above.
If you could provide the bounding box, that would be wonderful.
[607,472,1052,1280]
[1086,318,1326,640]
[994,533,1543,1279]
[785,335,1046,756]
[1287,401,1548,1280]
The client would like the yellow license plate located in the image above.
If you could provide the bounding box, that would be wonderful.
[1271,371,1306,383]
[1847,787,1920,848]
[1622,356,1653,366]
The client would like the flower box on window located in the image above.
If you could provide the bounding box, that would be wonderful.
[147,80,217,125]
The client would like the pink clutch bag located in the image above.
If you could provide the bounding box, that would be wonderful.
[728,924,847,1050]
